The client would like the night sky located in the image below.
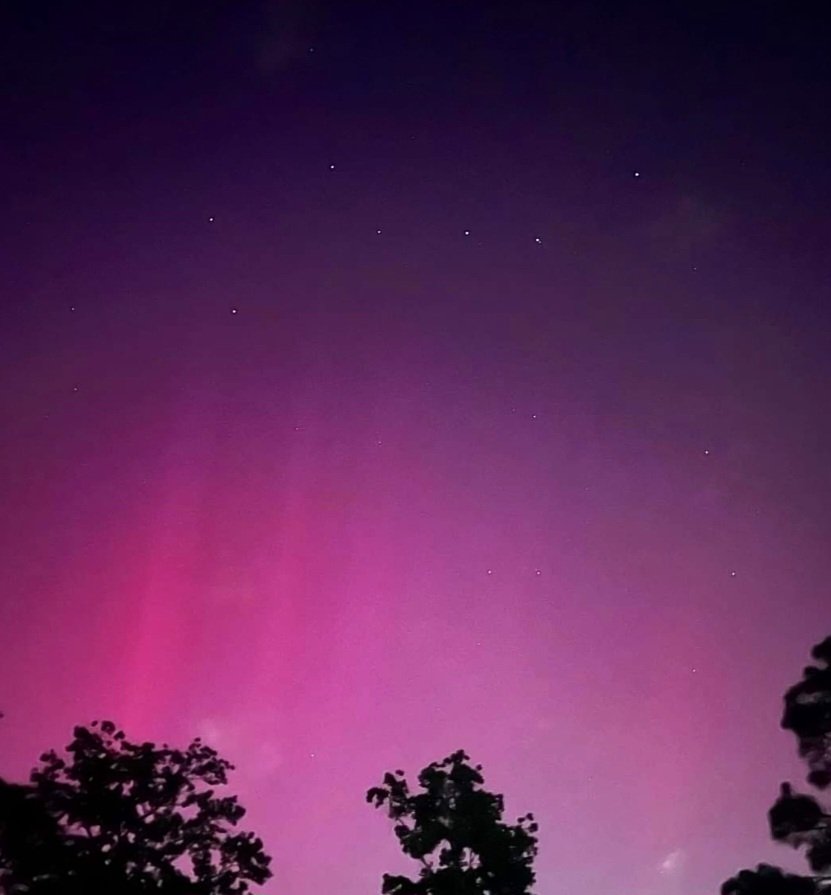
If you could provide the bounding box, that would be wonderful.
[1,2,831,894]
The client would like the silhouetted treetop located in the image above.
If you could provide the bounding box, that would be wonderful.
[721,864,817,895]
[769,783,823,844]
[0,720,272,895]
[782,635,831,789]
[721,635,831,895]
[368,749,538,895]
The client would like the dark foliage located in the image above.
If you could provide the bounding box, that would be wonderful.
[721,636,831,895]
[367,749,538,895]
[782,636,831,790]
[721,864,817,895]
[0,720,272,895]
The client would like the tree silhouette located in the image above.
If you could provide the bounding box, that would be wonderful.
[721,635,831,895]
[367,749,539,895]
[0,720,272,895]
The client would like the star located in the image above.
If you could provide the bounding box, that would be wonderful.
[464,229,471,236]
[534,237,542,244]
[208,216,214,222]
[534,569,541,576]
[329,164,336,170]
[376,229,382,234]
[730,570,737,577]
[230,308,238,315]
[704,449,710,455]
[70,306,76,312]
[486,569,493,575]
[634,171,641,178]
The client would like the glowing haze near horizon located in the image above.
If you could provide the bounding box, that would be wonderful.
[1,3,831,895]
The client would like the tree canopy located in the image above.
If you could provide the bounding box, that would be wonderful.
[367,749,539,895]
[0,720,272,895]
[721,635,831,895]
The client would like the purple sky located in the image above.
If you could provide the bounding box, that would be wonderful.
[1,3,831,895]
